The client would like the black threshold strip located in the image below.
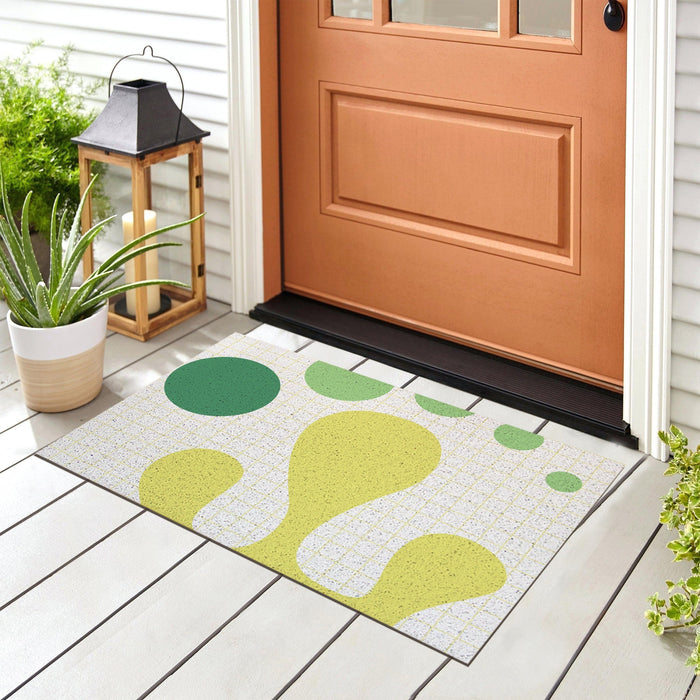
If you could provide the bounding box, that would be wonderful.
[251,293,637,448]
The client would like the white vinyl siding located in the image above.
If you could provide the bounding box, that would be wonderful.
[672,1,700,447]
[0,0,232,303]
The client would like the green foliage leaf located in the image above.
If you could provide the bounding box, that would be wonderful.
[648,427,700,673]
[0,44,110,241]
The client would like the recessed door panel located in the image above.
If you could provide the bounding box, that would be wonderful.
[281,1,627,387]
[321,84,579,270]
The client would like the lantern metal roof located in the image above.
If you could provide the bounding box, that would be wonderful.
[72,79,210,158]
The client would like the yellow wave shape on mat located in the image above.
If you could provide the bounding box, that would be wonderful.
[239,411,506,625]
[140,448,244,527]
[139,412,506,626]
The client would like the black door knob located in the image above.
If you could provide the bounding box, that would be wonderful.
[604,1,625,31]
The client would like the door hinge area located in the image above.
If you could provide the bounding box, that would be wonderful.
[195,174,202,188]
[197,263,205,277]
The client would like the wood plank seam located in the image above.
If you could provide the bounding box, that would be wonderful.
[137,574,283,699]
[0,480,86,538]
[271,613,361,699]
[0,509,145,614]
[544,523,663,699]
[533,419,549,434]
[6,539,208,699]
[410,657,451,699]
[575,455,649,532]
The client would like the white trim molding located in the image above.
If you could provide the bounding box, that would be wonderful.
[229,1,677,457]
[228,0,264,314]
[623,0,677,459]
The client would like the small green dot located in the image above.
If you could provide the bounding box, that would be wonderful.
[494,424,544,450]
[546,471,583,493]
[415,394,472,418]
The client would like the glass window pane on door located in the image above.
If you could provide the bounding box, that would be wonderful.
[392,0,497,32]
[519,0,571,39]
[333,0,372,20]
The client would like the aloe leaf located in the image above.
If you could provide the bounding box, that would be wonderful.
[78,278,187,314]
[63,173,97,260]
[0,184,29,292]
[96,214,202,274]
[0,236,29,299]
[55,284,94,325]
[54,218,112,315]
[0,264,33,324]
[73,269,121,302]
[4,296,39,327]
[48,194,63,295]
[59,217,113,288]
[34,281,55,326]
[19,192,43,293]
[100,241,182,278]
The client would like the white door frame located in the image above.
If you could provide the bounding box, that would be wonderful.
[228,0,676,459]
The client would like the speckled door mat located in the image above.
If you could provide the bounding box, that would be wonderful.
[41,333,623,664]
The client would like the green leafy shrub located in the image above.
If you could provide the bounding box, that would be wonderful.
[0,42,110,240]
[646,426,700,673]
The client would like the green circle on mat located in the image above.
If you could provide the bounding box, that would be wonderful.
[415,394,472,418]
[305,361,392,401]
[164,357,280,415]
[493,424,544,450]
[546,471,583,493]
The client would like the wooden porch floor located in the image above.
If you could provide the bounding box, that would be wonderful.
[0,298,697,699]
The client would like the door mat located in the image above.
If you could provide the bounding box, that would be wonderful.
[40,333,624,665]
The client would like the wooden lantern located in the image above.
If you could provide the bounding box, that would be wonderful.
[72,49,209,341]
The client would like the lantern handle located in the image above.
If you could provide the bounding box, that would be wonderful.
[107,45,185,144]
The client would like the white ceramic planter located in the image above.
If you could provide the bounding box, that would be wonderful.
[8,304,108,412]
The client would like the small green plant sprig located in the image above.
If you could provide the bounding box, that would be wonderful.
[645,425,700,673]
[0,163,197,328]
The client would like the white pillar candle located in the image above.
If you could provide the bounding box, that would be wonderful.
[122,210,160,315]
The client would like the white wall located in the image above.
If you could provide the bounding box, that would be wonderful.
[0,0,233,303]
[672,1,700,447]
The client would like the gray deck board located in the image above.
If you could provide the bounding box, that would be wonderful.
[14,543,276,699]
[0,455,82,532]
[553,527,696,699]
[0,513,201,697]
[149,578,356,699]
[0,484,138,607]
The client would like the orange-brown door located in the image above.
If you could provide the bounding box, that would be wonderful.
[279,0,627,388]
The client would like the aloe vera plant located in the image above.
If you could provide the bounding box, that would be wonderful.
[0,164,197,327]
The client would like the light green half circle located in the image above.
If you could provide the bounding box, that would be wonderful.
[415,394,472,417]
[139,448,244,527]
[494,424,544,451]
[305,361,393,401]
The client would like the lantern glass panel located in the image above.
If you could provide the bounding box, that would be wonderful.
[148,155,193,293]
[83,155,195,320]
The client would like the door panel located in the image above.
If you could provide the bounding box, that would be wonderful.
[281,1,626,387]
[320,83,579,271]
